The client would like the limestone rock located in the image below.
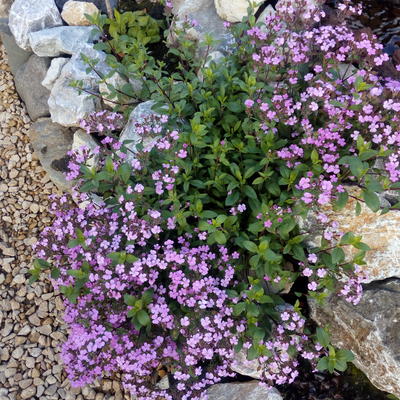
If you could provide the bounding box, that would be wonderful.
[0,0,12,19]
[14,54,51,120]
[171,0,233,54]
[55,0,118,14]
[0,30,32,75]
[61,0,99,26]
[310,279,400,398]
[119,100,160,162]
[48,44,109,126]
[230,349,262,379]
[29,25,98,57]
[72,129,99,168]
[300,186,400,283]
[207,381,282,400]
[29,118,74,190]
[8,0,63,51]
[41,57,69,91]
[214,0,263,23]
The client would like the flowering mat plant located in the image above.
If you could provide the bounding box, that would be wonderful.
[31,0,400,399]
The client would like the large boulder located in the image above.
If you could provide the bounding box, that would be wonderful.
[29,118,74,191]
[0,30,32,75]
[61,0,100,26]
[41,57,69,91]
[13,54,51,120]
[171,0,233,54]
[214,0,263,23]
[8,0,63,51]
[310,279,400,398]
[299,186,400,283]
[119,100,160,162]
[48,44,109,126]
[0,0,12,19]
[207,381,282,400]
[54,0,118,14]
[29,25,98,57]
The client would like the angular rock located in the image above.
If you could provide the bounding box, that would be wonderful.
[119,100,160,162]
[299,186,400,283]
[0,0,12,19]
[230,349,262,379]
[61,0,99,26]
[55,0,118,14]
[72,129,99,168]
[29,25,98,57]
[310,279,400,398]
[14,54,51,120]
[8,0,63,51]
[214,0,263,23]
[48,44,108,126]
[0,30,32,74]
[171,0,233,54]
[41,57,69,91]
[29,118,74,190]
[207,381,282,400]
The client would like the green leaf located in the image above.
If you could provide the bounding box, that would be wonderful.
[137,310,151,326]
[118,163,131,184]
[316,327,330,347]
[243,240,258,253]
[244,185,258,200]
[335,191,349,210]
[331,247,345,264]
[214,231,227,244]
[355,201,362,216]
[232,302,246,316]
[317,357,329,371]
[362,190,380,212]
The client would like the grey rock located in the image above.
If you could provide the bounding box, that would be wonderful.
[29,118,74,190]
[29,25,98,57]
[207,381,282,400]
[48,44,109,126]
[0,0,12,19]
[8,0,63,51]
[72,129,99,168]
[0,17,10,33]
[310,279,400,398]
[0,31,32,74]
[14,54,51,120]
[41,57,69,91]
[171,0,233,55]
[119,100,160,162]
[55,0,118,14]
[230,349,262,379]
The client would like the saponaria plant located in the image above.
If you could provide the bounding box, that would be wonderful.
[31,0,400,399]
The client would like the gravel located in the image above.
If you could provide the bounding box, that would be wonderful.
[0,41,131,400]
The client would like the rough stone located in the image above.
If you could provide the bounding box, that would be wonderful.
[29,25,98,57]
[171,0,232,54]
[41,57,69,91]
[0,31,32,76]
[72,129,99,168]
[48,44,108,126]
[61,0,99,26]
[230,349,262,379]
[13,54,51,120]
[55,0,118,14]
[119,100,160,163]
[207,381,282,400]
[8,0,63,51]
[0,0,12,19]
[310,279,400,398]
[29,118,74,190]
[299,186,400,283]
[214,0,263,22]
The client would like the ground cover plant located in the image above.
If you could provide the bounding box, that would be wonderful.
[31,0,400,399]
